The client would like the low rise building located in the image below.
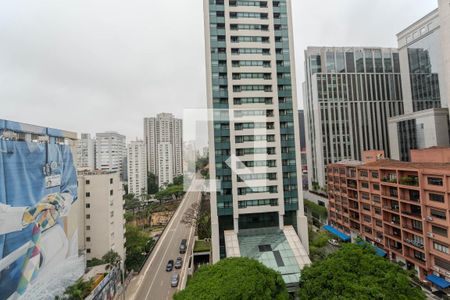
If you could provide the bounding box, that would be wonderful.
[327,148,450,286]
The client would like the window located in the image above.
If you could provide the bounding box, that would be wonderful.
[373,183,380,191]
[430,193,445,203]
[85,204,90,209]
[435,257,450,271]
[86,226,90,230]
[110,190,114,196]
[86,249,91,254]
[86,192,90,197]
[86,180,90,185]
[434,242,449,254]
[371,171,379,179]
[86,237,91,242]
[86,214,90,219]
[431,209,446,220]
[428,177,443,186]
[361,182,369,189]
[110,178,113,184]
[432,225,448,237]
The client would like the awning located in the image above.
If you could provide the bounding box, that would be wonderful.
[426,274,450,289]
[356,241,386,257]
[323,225,351,242]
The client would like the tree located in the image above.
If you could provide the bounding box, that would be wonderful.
[298,243,426,300]
[102,250,121,269]
[59,278,94,300]
[147,172,159,194]
[173,175,184,186]
[125,224,153,272]
[174,257,289,300]
[155,184,184,203]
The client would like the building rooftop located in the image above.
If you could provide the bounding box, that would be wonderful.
[359,159,450,171]
[224,226,311,288]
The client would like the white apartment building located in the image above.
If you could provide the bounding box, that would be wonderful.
[388,4,450,161]
[204,0,310,290]
[143,113,183,186]
[127,140,148,196]
[304,47,404,189]
[74,133,96,170]
[95,132,127,181]
[77,171,126,265]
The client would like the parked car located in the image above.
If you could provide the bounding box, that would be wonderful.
[175,257,183,269]
[166,259,174,272]
[328,239,340,247]
[179,239,187,254]
[171,273,180,287]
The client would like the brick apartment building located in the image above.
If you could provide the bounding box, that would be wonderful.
[327,148,450,283]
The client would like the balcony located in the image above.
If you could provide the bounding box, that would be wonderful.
[384,205,400,213]
[399,175,419,187]
[401,210,422,220]
[404,238,424,250]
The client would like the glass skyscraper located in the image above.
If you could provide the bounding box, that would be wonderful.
[304,47,404,190]
[203,0,310,288]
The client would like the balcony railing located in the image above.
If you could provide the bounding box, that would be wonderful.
[404,239,424,249]
[382,177,397,184]
[399,176,419,187]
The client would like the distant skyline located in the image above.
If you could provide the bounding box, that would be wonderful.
[0,0,439,140]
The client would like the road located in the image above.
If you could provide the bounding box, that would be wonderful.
[126,179,203,300]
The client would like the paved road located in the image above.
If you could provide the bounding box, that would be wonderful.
[126,179,203,300]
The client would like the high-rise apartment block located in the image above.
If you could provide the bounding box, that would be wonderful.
[74,133,96,170]
[304,47,404,189]
[127,140,148,196]
[95,132,127,181]
[204,0,310,289]
[77,171,126,266]
[327,148,450,282]
[144,113,183,187]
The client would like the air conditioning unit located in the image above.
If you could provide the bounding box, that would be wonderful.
[427,216,433,221]
[427,232,434,238]
[375,238,381,243]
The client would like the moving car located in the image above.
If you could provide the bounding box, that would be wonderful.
[171,273,180,287]
[175,257,183,269]
[166,259,174,272]
[179,239,187,254]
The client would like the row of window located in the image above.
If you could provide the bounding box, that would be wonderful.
[231,36,269,43]
[237,185,278,195]
[236,147,275,156]
[234,122,274,130]
[238,198,278,209]
[237,173,277,182]
[235,134,275,143]
[237,159,276,168]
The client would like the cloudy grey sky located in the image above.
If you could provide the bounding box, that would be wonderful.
[0,0,438,140]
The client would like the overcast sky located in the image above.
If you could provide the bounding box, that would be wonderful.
[0,0,438,141]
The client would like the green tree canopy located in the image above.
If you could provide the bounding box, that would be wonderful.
[299,243,426,300]
[155,184,184,201]
[174,257,289,300]
[147,172,159,194]
[125,224,153,271]
[58,278,94,300]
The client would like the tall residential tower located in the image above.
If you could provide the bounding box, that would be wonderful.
[127,140,148,196]
[144,113,183,187]
[75,133,96,170]
[95,132,127,181]
[204,0,310,289]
